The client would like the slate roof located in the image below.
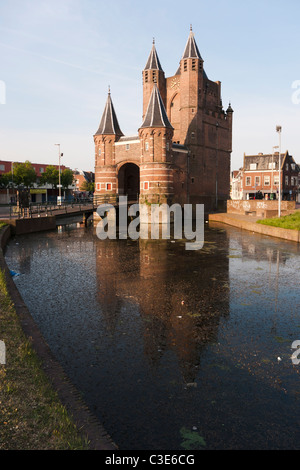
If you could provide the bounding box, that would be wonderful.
[182,27,203,60]
[95,91,123,136]
[144,40,163,71]
[244,153,286,171]
[140,84,173,129]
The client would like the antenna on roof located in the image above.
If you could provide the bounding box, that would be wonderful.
[153,37,155,44]
[190,24,193,31]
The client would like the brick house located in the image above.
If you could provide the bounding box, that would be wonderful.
[94,28,233,211]
[73,169,95,195]
[242,151,299,201]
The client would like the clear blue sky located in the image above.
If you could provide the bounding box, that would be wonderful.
[0,0,299,171]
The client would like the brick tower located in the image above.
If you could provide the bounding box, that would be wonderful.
[93,27,233,211]
[139,84,174,205]
[93,88,123,199]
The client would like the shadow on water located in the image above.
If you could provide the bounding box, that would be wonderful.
[4,222,300,450]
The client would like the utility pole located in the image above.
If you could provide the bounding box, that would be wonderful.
[276,126,282,217]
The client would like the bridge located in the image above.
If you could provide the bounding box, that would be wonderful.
[0,195,139,235]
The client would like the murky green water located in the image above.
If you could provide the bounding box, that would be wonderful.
[4,222,300,450]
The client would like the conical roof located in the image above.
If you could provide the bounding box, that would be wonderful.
[95,90,123,136]
[144,39,163,71]
[140,85,172,129]
[182,27,202,60]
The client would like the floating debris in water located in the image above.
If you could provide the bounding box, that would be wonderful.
[10,270,20,278]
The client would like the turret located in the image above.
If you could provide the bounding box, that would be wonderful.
[179,26,204,145]
[94,89,123,197]
[142,39,166,119]
[139,84,174,204]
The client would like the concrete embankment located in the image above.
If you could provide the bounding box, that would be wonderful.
[0,223,117,450]
[209,212,300,243]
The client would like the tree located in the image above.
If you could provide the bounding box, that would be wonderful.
[39,165,59,188]
[11,161,37,188]
[0,173,12,189]
[80,180,94,193]
[61,169,74,189]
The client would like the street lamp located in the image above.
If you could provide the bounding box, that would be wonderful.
[276,126,282,217]
[55,144,63,205]
[272,145,279,197]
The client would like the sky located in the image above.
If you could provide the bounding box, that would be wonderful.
[0,0,299,172]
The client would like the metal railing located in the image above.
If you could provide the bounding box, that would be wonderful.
[9,199,95,219]
[8,194,140,219]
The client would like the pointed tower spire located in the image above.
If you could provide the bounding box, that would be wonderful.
[143,39,166,119]
[144,39,163,71]
[140,84,172,129]
[182,27,202,60]
[95,90,123,136]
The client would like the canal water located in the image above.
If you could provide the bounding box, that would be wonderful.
[4,222,300,450]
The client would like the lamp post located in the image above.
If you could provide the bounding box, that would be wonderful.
[276,126,282,217]
[55,144,63,205]
[272,145,279,197]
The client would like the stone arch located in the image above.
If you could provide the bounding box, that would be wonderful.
[117,162,140,201]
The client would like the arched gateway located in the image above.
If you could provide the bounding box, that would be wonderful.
[118,163,140,202]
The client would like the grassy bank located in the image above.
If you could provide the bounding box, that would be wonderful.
[257,211,300,231]
[0,269,88,450]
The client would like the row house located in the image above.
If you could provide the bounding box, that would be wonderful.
[242,151,299,201]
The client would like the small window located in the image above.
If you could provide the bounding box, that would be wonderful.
[184,60,187,72]
[264,176,270,186]
[191,177,195,184]
[126,144,130,151]
[250,163,257,170]
[255,176,260,186]
[246,176,251,186]
[166,142,169,151]
[144,181,149,190]
[285,176,289,185]
[192,59,196,71]
[0,165,5,171]
[274,176,279,185]
[291,163,296,171]
[96,183,101,191]
[40,168,44,173]
[145,71,148,83]
[268,162,275,170]
[286,164,289,171]
[145,142,149,151]
[98,148,101,156]
[106,183,112,191]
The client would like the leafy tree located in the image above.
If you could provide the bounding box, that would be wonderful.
[80,180,94,193]
[61,169,74,189]
[10,161,37,188]
[39,165,59,188]
[0,173,12,188]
